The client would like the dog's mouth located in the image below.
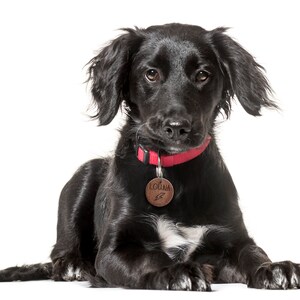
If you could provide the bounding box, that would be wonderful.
[138,124,207,154]
[136,114,211,154]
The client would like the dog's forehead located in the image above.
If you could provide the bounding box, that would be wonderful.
[138,34,215,67]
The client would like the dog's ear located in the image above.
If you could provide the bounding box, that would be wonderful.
[87,28,144,125]
[209,28,278,116]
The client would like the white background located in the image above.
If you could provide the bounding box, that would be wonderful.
[0,0,299,299]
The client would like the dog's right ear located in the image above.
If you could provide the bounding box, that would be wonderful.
[87,28,144,125]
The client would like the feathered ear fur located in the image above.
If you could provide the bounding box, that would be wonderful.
[209,28,278,117]
[87,28,144,125]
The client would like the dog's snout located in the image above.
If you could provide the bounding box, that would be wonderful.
[163,118,191,141]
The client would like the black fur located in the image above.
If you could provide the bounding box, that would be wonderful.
[0,263,52,282]
[0,23,298,291]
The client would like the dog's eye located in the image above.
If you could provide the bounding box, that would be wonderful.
[195,71,209,83]
[145,69,160,82]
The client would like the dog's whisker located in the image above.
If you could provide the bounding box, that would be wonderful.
[135,122,148,142]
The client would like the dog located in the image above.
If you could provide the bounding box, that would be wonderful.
[1,23,299,291]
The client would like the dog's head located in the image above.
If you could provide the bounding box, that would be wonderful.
[88,24,277,153]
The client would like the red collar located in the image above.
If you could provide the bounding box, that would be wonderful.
[136,136,211,167]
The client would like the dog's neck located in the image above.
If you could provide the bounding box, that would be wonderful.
[136,136,211,167]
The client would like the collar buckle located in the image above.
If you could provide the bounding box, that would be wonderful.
[137,144,150,165]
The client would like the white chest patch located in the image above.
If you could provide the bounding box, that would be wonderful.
[155,216,208,261]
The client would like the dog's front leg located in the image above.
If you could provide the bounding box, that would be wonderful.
[93,245,212,290]
[236,241,300,289]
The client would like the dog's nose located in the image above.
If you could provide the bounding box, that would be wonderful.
[163,118,191,141]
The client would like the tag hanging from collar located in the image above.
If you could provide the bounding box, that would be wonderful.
[145,155,174,207]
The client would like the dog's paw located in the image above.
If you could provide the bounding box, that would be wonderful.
[248,261,300,289]
[62,266,83,281]
[52,258,84,281]
[144,263,213,291]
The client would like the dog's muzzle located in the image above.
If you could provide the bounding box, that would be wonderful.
[162,118,192,143]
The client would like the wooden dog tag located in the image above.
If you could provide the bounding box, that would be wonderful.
[145,178,174,207]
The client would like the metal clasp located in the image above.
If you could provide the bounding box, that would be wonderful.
[156,154,163,178]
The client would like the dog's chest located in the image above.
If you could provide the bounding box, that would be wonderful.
[153,216,208,262]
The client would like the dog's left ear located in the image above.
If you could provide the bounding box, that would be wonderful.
[209,28,278,116]
[87,28,144,125]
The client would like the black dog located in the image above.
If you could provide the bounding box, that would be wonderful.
[1,23,299,291]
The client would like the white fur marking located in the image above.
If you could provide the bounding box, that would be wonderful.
[171,274,192,290]
[63,266,82,281]
[272,267,288,289]
[156,216,208,261]
[291,272,299,287]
